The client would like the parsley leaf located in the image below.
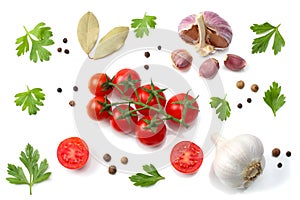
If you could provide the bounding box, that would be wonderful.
[14,86,45,115]
[6,144,51,195]
[129,164,165,187]
[16,22,54,62]
[263,82,286,116]
[131,13,157,38]
[210,95,231,121]
[250,22,285,55]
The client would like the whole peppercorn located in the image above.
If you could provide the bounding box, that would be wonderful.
[251,84,259,92]
[247,98,252,103]
[144,65,149,70]
[57,47,62,53]
[157,45,162,50]
[237,103,242,109]
[272,148,281,157]
[64,49,70,54]
[57,88,62,93]
[108,165,117,175]
[286,151,291,157]
[120,156,128,164]
[277,162,283,168]
[73,86,78,92]
[236,80,245,89]
[144,51,150,58]
[63,38,68,43]
[69,100,75,107]
[103,153,111,162]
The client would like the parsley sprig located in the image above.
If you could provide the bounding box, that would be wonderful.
[129,164,165,187]
[131,13,157,38]
[263,82,286,116]
[16,22,54,62]
[210,95,231,121]
[250,22,285,55]
[6,144,51,195]
[14,86,45,115]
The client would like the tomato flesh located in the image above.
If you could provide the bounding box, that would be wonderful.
[170,141,203,174]
[57,137,89,170]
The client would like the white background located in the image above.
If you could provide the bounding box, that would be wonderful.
[0,0,298,199]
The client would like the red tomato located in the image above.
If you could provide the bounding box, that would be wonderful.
[57,137,89,170]
[88,73,113,96]
[165,93,199,127]
[86,96,111,121]
[170,141,203,174]
[112,68,141,98]
[110,105,138,134]
[135,116,167,146]
[133,84,166,116]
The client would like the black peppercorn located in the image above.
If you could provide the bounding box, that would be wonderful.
[247,98,252,103]
[144,51,150,58]
[63,38,68,43]
[103,153,111,162]
[286,151,291,157]
[277,162,282,168]
[73,86,78,92]
[144,65,149,70]
[157,45,162,50]
[237,103,242,109]
[108,165,117,175]
[57,88,62,93]
[64,49,70,54]
[57,47,62,53]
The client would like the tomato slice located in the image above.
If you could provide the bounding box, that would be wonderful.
[57,137,89,170]
[170,141,203,174]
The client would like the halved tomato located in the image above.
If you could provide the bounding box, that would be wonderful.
[57,137,89,170]
[170,141,203,174]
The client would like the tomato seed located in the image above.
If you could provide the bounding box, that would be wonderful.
[120,156,128,164]
[277,162,283,168]
[57,88,62,93]
[272,148,281,157]
[108,165,117,175]
[144,51,150,58]
[286,151,291,157]
[103,153,111,162]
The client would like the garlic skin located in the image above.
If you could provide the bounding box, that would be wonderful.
[178,11,232,56]
[212,134,265,189]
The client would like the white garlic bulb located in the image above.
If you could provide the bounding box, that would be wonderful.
[212,134,265,189]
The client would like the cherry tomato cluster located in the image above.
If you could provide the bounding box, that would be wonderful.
[87,68,200,147]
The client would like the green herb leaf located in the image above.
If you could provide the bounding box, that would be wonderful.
[131,13,157,38]
[250,22,285,55]
[263,82,286,116]
[6,144,51,195]
[210,95,231,121]
[16,22,54,62]
[14,86,45,115]
[129,164,165,187]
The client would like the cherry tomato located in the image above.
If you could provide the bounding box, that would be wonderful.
[170,141,203,174]
[86,96,111,121]
[112,68,141,98]
[135,116,167,146]
[88,73,113,96]
[110,105,138,134]
[133,84,166,116]
[165,93,199,127]
[57,137,89,170]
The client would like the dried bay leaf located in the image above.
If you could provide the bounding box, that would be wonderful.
[94,26,129,59]
[77,11,99,55]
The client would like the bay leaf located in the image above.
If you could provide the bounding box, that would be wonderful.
[77,11,99,55]
[94,26,129,59]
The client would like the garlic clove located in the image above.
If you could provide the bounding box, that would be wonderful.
[199,58,219,79]
[171,49,193,71]
[224,54,247,71]
[178,11,232,56]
